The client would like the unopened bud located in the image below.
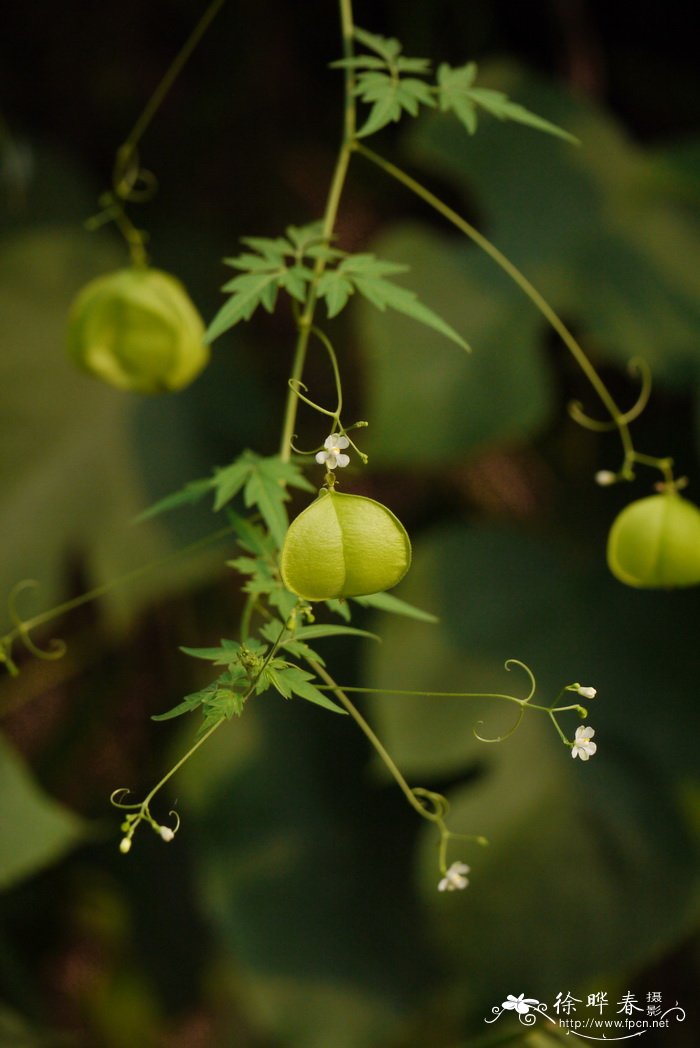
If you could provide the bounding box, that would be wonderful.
[119,837,132,854]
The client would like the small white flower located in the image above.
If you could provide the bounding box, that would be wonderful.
[502,993,540,1015]
[119,837,132,854]
[571,725,597,761]
[437,860,470,892]
[315,433,350,470]
[577,685,597,699]
[595,470,616,486]
[159,826,175,842]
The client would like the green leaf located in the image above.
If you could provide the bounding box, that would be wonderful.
[179,638,241,664]
[292,624,382,642]
[151,688,211,721]
[212,454,254,511]
[353,273,470,351]
[353,27,402,63]
[436,62,479,132]
[0,732,86,889]
[242,455,312,547]
[354,75,436,139]
[436,62,578,145]
[352,591,439,623]
[134,477,214,522]
[273,663,347,714]
[468,86,579,144]
[206,271,284,343]
[317,270,355,317]
[227,511,278,558]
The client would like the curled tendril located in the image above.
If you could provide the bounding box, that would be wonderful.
[287,379,338,419]
[504,658,536,703]
[8,580,67,663]
[472,660,535,742]
[412,787,450,821]
[112,145,159,203]
[568,355,652,432]
[110,788,140,811]
[473,705,525,744]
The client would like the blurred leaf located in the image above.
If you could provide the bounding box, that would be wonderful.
[364,521,700,1025]
[357,223,554,465]
[0,732,87,890]
[407,64,700,386]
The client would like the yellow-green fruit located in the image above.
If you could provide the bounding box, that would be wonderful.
[607,492,700,588]
[67,267,208,393]
[280,489,412,600]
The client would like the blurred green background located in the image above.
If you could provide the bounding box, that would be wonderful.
[1,1,699,1045]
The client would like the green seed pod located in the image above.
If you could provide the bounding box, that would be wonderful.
[280,489,412,600]
[67,267,208,393]
[607,492,700,588]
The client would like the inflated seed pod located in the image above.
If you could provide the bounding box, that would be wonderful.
[607,492,700,588]
[67,267,208,393]
[280,489,412,600]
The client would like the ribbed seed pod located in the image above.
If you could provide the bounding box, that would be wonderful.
[67,267,208,393]
[607,492,700,588]
[280,489,412,600]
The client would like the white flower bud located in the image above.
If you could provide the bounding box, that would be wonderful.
[119,837,132,854]
[577,686,597,699]
[595,470,616,487]
[159,826,175,842]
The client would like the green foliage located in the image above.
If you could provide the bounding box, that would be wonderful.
[317,252,470,349]
[207,221,469,350]
[137,450,313,547]
[0,732,86,890]
[205,222,334,343]
[436,62,579,143]
[331,27,576,145]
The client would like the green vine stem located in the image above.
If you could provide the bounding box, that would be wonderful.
[353,141,674,484]
[279,0,358,462]
[87,0,227,268]
[307,657,488,866]
[0,523,235,687]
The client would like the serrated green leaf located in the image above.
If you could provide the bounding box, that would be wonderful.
[353,27,402,63]
[292,624,381,643]
[468,87,579,143]
[239,235,291,260]
[330,55,387,71]
[436,62,479,133]
[317,270,355,317]
[179,638,241,664]
[353,591,439,622]
[151,691,209,721]
[325,598,352,621]
[203,688,245,720]
[227,511,278,557]
[353,274,470,351]
[355,81,404,139]
[274,664,347,714]
[206,271,284,343]
[212,454,254,511]
[133,477,214,522]
[243,464,290,548]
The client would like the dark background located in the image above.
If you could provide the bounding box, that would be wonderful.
[1,2,699,1046]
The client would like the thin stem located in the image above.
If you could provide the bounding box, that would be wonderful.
[141,718,224,808]
[278,0,357,461]
[308,659,440,822]
[2,524,234,652]
[119,0,226,176]
[355,142,635,461]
